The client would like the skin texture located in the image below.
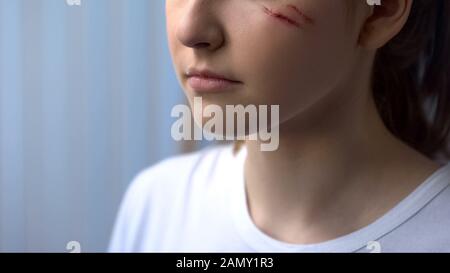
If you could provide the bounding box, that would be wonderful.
[167,0,365,124]
[262,4,315,28]
[166,0,441,244]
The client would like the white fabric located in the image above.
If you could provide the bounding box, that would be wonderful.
[109,144,450,252]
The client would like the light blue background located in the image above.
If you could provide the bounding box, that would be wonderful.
[0,0,187,252]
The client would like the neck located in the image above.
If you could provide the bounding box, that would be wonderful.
[242,70,439,244]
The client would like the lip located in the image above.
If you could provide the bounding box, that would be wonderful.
[185,68,242,93]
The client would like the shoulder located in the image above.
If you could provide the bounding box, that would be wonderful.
[385,163,450,252]
[126,143,233,199]
[115,143,234,225]
[109,143,234,251]
[413,163,450,224]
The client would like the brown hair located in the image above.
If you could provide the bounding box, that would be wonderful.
[372,0,450,161]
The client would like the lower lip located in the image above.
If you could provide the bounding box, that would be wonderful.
[187,76,241,93]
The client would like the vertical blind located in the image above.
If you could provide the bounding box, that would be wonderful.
[0,0,185,252]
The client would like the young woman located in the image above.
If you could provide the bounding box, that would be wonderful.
[109,0,450,252]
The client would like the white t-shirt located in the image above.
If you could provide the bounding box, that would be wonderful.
[108,144,450,252]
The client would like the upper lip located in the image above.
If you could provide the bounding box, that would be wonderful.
[185,67,242,83]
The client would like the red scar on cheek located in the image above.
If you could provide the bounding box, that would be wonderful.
[286,4,315,25]
[262,6,301,28]
[264,7,300,28]
[262,4,315,29]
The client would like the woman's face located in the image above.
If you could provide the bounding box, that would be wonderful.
[166,0,368,127]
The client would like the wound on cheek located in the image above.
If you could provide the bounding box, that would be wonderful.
[286,4,315,25]
[262,6,301,28]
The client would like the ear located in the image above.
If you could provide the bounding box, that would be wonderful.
[358,0,413,50]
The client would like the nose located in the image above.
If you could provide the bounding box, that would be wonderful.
[176,1,224,51]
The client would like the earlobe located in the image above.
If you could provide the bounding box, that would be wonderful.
[358,0,412,50]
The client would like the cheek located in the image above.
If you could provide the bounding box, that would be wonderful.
[166,15,187,88]
[165,1,186,68]
[231,5,353,109]
[166,9,177,60]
